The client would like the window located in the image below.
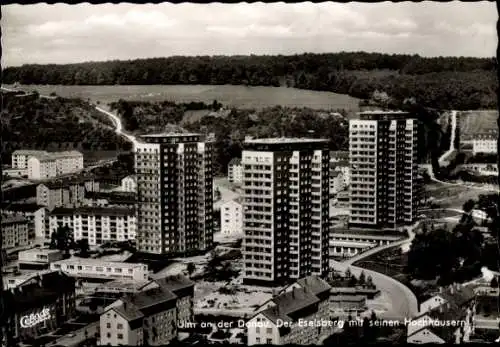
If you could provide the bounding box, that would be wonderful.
[107,323,111,328]
[117,334,123,339]
[256,338,261,344]
[117,323,123,329]
[256,327,260,333]
[107,333,111,338]
[267,338,273,344]
[266,328,272,334]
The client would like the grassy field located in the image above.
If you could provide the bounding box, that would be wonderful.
[425,182,487,210]
[458,110,498,137]
[5,84,361,111]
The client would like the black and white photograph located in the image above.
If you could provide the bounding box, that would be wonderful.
[0,1,499,346]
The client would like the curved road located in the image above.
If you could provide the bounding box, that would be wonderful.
[95,106,139,148]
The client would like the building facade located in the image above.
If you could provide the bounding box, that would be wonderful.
[48,206,136,245]
[135,133,213,255]
[2,204,47,239]
[349,111,419,230]
[121,175,137,192]
[2,215,31,250]
[2,271,76,345]
[18,249,63,269]
[27,150,83,179]
[242,138,330,285]
[36,181,86,211]
[228,157,243,184]
[220,198,243,235]
[50,258,149,281]
[99,274,194,346]
[11,150,48,169]
[471,135,498,155]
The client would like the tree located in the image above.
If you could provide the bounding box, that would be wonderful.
[76,238,90,257]
[358,271,366,286]
[187,263,196,276]
[491,277,498,288]
[50,225,74,255]
[463,199,475,213]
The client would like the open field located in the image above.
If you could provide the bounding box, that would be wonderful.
[458,110,498,137]
[4,84,361,111]
[425,182,488,210]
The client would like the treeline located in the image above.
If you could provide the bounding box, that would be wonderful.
[3,52,497,110]
[108,99,222,133]
[1,91,132,165]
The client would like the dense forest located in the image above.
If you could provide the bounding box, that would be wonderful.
[1,91,132,165]
[3,52,497,110]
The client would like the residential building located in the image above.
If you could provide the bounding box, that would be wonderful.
[84,191,137,207]
[242,138,330,285]
[18,248,63,270]
[27,150,83,179]
[330,161,350,187]
[121,175,137,192]
[3,269,54,289]
[329,229,403,258]
[48,206,136,245]
[2,215,31,250]
[460,163,498,176]
[50,258,149,281]
[11,150,48,169]
[228,157,243,184]
[329,169,345,196]
[1,203,47,239]
[2,271,76,344]
[248,275,332,345]
[135,133,213,255]
[408,284,475,344]
[220,198,243,235]
[36,180,86,211]
[471,134,497,155]
[330,295,366,312]
[99,274,194,346]
[349,111,419,230]
[330,150,349,163]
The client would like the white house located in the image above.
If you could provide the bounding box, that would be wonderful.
[50,258,149,281]
[11,150,48,169]
[228,158,243,184]
[27,151,83,179]
[220,198,243,235]
[121,175,137,192]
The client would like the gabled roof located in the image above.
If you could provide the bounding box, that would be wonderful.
[154,274,194,293]
[296,275,331,297]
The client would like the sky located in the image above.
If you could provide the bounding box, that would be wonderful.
[2,2,497,67]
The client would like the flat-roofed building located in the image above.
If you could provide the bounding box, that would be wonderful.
[135,133,214,255]
[18,248,63,269]
[121,175,137,192]
[349,111,419,230]
[242,138,330,285]
[2,215,31,250]
[220,198,243,235]
[27,150,83,179]
[36,180,86,211]
[1,203,47,239]
[11,150,48,169]
[228,157,243,184]
[50,258,149,281]
[48,206,136,245]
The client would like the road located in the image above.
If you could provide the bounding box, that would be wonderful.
[51,321,99,347]
[438,110,458,167]
[95,106,139,148]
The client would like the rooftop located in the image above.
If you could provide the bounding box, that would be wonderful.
[245,137,329,144]
[1,215,29,225]
[12,150,48,156]
[140,132,200,138]
[52,258,147,269]
[1,203,45,213]
[50,206,135,217]
[153,273,194,293]
[228,157,242,166]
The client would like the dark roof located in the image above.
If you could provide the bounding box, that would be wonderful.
[154,274,194,293]
[39,180,85,190]
[5,271,75,312]
[1,203,45,213]
[50,206,135,217]
[114,286,177,322]
[1,214,29,225]
[330,151,349,159]
[438,285,476,308]
[296,275,331,297]
[330,295,366,302]
[228,158,242,166]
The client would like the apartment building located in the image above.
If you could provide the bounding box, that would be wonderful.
[2,215,31,250]
[18,249,64,269]
[329,170,345,196]
[11,149,48,169]
[349,111,419,230]
[36,181,86,211]
[1,203,47,239]
[220,198,243,235]
[242,138,330,285]
[48,206,136,245]
[99,274,194,346]
[50,258,149,281]
[330,160,350,186]
[121,175,137,192]
[470,134,497,155]
[135,133,213,255]
[228,157,243,184]
[27,150,83,179]
[248,275,332,345]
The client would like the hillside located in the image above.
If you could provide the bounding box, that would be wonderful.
[1,91,132,165]
[3,52,497,110]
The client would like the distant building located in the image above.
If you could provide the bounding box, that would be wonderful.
[329,169,345,196]
[27,150,83,179]
[48,206,136,245]
[242,138,330,285]
[1,203,47,239]
[2,271,76,344]
[329,229,402,259]
[2,215,31,250]
[18,248,63,270]
[329,151,349,163]
[11,150,48,169]
[135,133,213,255]
[349,111,419,230]
[99,274,194,346]
[84,191,137,208]
[471,134,497,155]
[460,163,498,176]
[247,275,332,345]
[36,180,86,211]
[220,198,243,235]
[3,167,28,178]
[330,161,350,187]
[50,258,149,281]
[121,175,137,192]
[228,157,243,184]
